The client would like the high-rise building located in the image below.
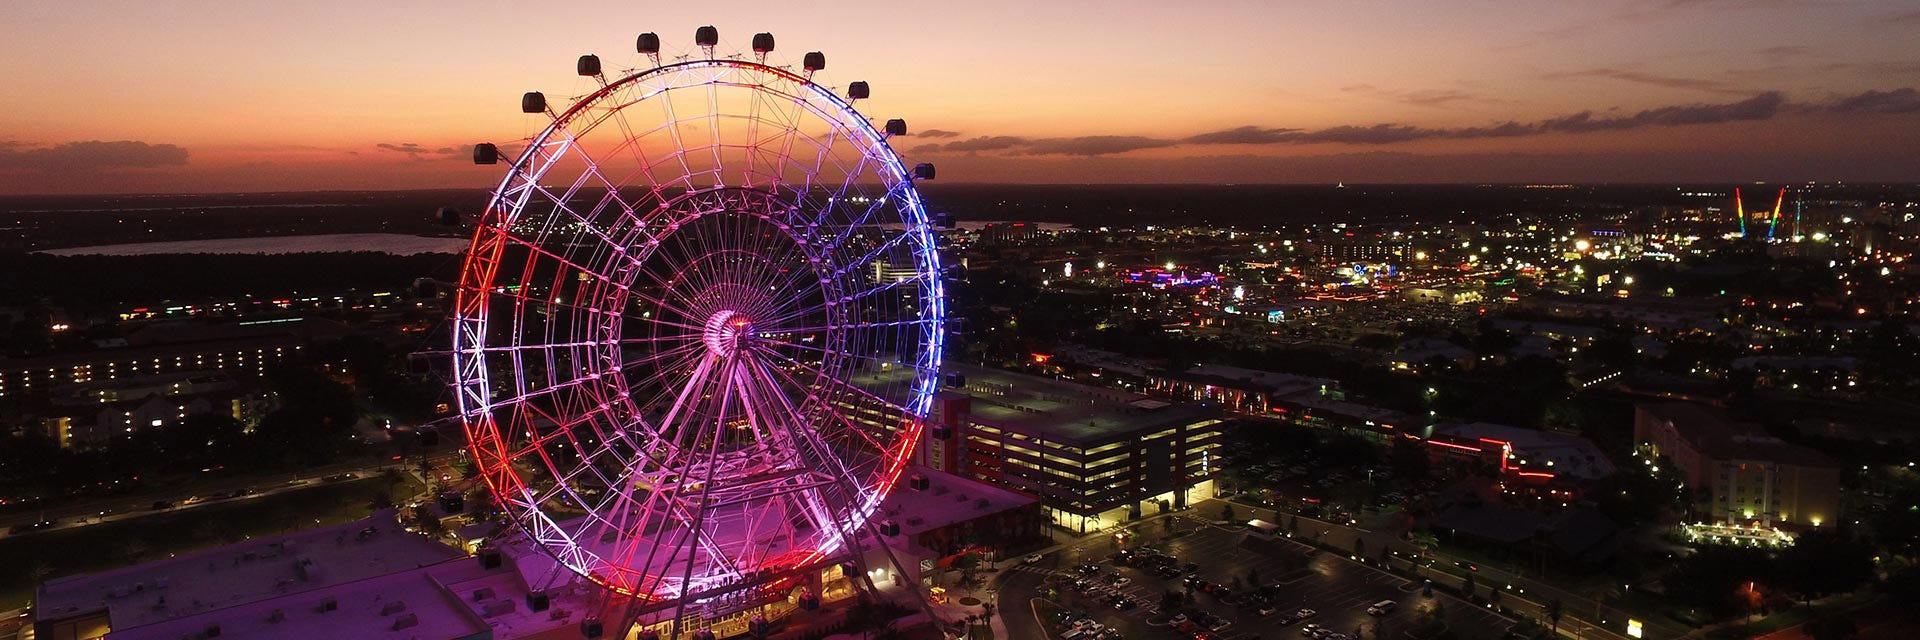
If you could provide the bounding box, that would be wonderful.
[1634,403,1840,528]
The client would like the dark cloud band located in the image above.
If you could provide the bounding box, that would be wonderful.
[0,140,189,171]
[909,88,1912,156]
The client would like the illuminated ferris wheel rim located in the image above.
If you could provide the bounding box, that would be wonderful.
[450,34,944,603]
[485,58,923,215]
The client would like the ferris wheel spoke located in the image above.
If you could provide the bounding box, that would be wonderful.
[754,346,918,417]
[770,317,939,335]
[624,353,746,592]
[488,228,706,322]
[749,355,892,456]
[738,358,869,521]
[542,131,652,230]
[608,366,724,591]
[756,271,930,330]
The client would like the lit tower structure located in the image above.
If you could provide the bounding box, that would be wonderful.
[1734,187,1788,240]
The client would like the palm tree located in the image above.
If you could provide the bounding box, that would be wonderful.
[1547,598,1564,635]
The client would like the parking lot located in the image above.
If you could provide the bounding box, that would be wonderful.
[1002,518,1516,640]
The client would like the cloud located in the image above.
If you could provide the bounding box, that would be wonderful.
[1342,84,1481,107]
[377,142,430,157]
[1536,91,1784,132]
[1019,136,1176,156]
[0,140,189,171]
[917,129,962,139]
[1822,88,1920,114]
[1543,68,1745,94]
[907,88,1912,157]
[942,136,1030,152]
[376,142,466,160]
[1182,126,1302,145]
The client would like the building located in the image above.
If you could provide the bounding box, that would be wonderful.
[1634,402,1840,529]
[1145,364,1331,415]
[1316,236,1409,263]
[34,371,273,447]
[0,317,346,397]
[1425,422,1616,491]
[872,466,1044,591]
[29,511,535,640]
[919,364,1224,533]
[1268,395,1416,443]
[1399,286,1484,305]
[29,492,1031,640]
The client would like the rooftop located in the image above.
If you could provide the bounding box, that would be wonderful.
[1162,364,1332,397]
[34,510,465,632]
[1640,402,1836,468]
[877,466,1037,540]
[104,560,495,640]
[943,364,1219,445]
[1435,422,1616,480]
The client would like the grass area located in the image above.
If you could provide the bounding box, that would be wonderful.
[0,472,422,610]
[1703,592,1876,640]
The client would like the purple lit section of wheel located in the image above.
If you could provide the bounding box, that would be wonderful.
[451,59,942,600]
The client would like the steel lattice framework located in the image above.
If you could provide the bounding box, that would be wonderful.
[452,50,943,604]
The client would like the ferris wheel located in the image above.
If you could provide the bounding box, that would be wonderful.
[450,27,944,605]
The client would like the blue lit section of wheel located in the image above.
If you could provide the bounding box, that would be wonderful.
[451,32,942,601]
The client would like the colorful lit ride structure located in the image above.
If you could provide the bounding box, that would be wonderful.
[451,27,943,636]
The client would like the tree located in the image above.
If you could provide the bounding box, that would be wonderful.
[1161,590,1184,612]
[1777,528,1875,604]
[1462,572,1476,598]
[1408,532,1438,557]
[1664,546,1771,616]
[1547,599,1564,635]
[1222,503,1236,522]
[1354,537,1367,556]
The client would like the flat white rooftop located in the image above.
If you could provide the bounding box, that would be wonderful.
[35,510,464,632]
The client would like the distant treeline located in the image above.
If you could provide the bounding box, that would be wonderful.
[0,251,462,315]
[0,189,487,250]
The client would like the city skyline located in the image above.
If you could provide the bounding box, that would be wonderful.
[2,0,1919,195]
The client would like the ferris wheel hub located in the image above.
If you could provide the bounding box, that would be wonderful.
[702,310,757,357]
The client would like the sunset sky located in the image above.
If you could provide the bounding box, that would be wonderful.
[2,0,1918,194]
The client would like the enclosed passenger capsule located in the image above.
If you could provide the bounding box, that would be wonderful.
[751,32,775,53]
[695,26,719,48]
[635,32,661,55]
[847,81,870,100]
[803,51,826,72]
[884,119,907,136]
[472,143,498,165]
[912,163,936,180]
[576,54,601,77]
[521,92,546,114]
